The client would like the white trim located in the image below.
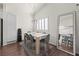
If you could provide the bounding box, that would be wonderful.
[73,11,76,56]
[57,11,76,56]
[57,47,74,55]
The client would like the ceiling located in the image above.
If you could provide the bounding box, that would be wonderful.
[0,3,47,15]
[14,3,47,14]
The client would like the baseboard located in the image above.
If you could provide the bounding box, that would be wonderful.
[49,42,74,56]
[3,42,8,46]
[49,43,57,47]
[7,40,17,45]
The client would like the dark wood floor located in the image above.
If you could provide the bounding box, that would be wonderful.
[0,42,72,56]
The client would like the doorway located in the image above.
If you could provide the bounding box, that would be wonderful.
[0,18,3,47]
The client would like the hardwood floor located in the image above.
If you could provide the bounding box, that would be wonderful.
[0,42,72,56]
[0,43,27,56]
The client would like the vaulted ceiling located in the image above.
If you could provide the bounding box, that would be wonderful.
[0,3,47,15]
[14,3,47,14]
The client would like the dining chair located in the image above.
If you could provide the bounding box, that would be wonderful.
[24,33,31,48]
[62,35,68,45]
[24,33,30,40]
[40,34,50,55]
[29,34,35,48]
[68,34,73,47]
[24,33,35,55]
[28,34,37,55]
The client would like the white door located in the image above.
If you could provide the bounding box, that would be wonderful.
[6,13,17,43]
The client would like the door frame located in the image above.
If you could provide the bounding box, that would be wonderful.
[1,18,3,47]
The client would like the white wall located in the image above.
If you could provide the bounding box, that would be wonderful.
[0,4,3,12]
[34,4,76,46]
[0,3,34,45]
[15,4,33,40]
[6,13,17,43]
[2,13,16,45]
[16,12,33,40]
[5,3,33,40]
[0,9,2,12]
[0,4,17,45]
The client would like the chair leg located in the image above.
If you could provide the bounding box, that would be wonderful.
[44,45,48,56]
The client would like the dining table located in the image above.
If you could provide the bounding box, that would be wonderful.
[28,32,48,55]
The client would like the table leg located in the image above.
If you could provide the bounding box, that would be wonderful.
[36,37,40,55]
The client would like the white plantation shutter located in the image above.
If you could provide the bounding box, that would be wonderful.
[45,18,48,30]
[35,18,48,31]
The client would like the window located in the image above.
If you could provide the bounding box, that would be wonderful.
[45,18,48,30]
[41,19,44,30]
[39,19,41,30]
[35,18,48,30]
[37,20,39,30]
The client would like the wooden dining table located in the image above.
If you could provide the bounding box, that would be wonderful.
[28,32,48,55]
